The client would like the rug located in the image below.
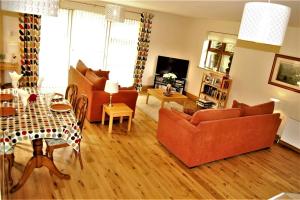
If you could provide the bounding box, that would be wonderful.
[136,94,183,121]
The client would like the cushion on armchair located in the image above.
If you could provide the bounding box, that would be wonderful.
[94,70,110,80]
[190,108,241,125]
[76,59,89,75]
[232,100,274,116]
[85,70,107,90]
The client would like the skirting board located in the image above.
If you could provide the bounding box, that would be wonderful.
[278,140,300,153]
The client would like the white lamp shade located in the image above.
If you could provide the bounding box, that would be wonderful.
[105,4,125,22]
[238,2,291,46]
[0,0,59,16]
[104,80,119,94]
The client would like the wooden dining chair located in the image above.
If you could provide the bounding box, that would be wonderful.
[45,95,88,170]
[65,84,78,109]
[0,131,15,185]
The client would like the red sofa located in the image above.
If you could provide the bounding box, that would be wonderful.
[157,101,281,167]
[68,62,138,122]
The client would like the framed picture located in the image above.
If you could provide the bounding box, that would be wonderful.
[268,54,300,93]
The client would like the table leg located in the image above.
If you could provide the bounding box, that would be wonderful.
[127,113,132,132]
[102,108,105,125]
[120,116,123,124]
[108,115,113,134]
[10,139,70,193]
[146,93,150,104]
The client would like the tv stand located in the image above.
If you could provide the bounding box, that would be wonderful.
[153,74,186,94]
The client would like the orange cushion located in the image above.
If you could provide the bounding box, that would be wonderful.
[76,60,88,75]
[190,108,241,125]
[171,108,192,121]
[85,70,107,90]
[232,100,274,116]
[232,100,249,108]
[94,70,110,80]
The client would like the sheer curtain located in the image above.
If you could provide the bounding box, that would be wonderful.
[106,19,139,86]
[39,9,70,93]
[70,10,107,70]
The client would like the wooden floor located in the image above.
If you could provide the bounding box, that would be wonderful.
[2,107,300,199]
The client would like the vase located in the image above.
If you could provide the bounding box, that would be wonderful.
[164,84,172,96]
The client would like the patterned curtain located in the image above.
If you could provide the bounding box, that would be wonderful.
[19,14,41,87]
[133,12,154,91]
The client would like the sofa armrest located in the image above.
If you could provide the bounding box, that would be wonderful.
[157,108,200,166]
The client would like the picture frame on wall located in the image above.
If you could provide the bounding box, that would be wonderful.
[268,54,300,93]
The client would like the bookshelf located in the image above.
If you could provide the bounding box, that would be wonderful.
[197,71,232,109]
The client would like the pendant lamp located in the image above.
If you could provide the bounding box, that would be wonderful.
[238,2,291,46]
[0,0,59,16]
[105,4,125,23]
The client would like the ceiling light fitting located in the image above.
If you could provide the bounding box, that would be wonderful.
[0,0,59,16]
[238,2,291,46]
[105,4,125,23]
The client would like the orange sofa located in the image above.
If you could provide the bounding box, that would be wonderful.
[157,101,281,167]
[68,66,138,122]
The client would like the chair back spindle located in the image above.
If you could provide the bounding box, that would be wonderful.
[74,95,88,131]
[65,84,78,109]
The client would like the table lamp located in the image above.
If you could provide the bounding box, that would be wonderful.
[104,80,119,107]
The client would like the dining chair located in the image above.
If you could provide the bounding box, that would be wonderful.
[45,95,88,170]
[65,84,78,109]
[0,131,15,185]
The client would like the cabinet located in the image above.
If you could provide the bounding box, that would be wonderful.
[197,71,232,109]
[153,75,186,94]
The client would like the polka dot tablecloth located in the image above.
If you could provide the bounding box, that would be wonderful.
[0,88,81,154]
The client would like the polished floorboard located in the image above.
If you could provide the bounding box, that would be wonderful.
[2,106,300,199]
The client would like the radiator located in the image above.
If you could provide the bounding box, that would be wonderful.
[280,117,300,149]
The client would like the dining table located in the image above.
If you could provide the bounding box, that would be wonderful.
[0,87,81,193]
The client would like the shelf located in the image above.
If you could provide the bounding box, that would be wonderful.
[202,82,229,91]
[198,71,232,109]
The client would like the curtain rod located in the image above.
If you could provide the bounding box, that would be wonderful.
[67,0,142,15]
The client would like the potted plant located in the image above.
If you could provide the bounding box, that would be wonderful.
[163,72,177,96]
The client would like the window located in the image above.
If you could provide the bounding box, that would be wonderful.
[39,9,71,93]
[69,10,139,86]
[106,19,139,86]
[39,8,139,90]
[199,32,237,74]
[70,10,107,70]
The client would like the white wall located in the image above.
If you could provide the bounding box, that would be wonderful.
[183,19,240,95]
[143,11,192,86]
[229,26,300,121]
[149,15,300,122]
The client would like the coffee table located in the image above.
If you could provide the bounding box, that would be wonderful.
[102,103,133,134]
[146,88,188,108]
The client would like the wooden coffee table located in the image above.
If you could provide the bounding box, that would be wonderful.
[146,88,188,108]
[102,103,133,134]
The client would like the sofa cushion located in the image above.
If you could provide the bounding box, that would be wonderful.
[190,108,241,125]
[76,60,89,75]
[232,100,249,108]
[171,108,192,121]
[85,70,107,90]
[232,100,274,116]
[94,70,110,80]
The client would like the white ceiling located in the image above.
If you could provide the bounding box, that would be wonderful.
[100,0,300,27]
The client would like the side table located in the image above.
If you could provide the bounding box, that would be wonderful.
[102,103,133,134]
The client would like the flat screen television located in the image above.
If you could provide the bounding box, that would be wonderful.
[155,56,189,80]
